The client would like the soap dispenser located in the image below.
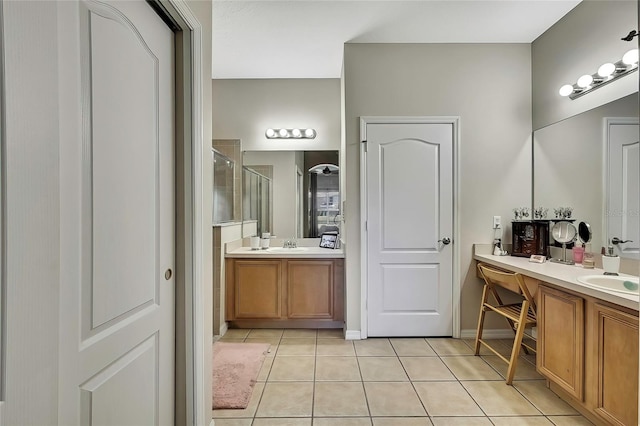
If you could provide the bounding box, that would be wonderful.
[602,244,620,276]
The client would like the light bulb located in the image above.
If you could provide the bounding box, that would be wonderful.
[558,84,574,97]
[304,129,316,138]
[278,128,289,138]
[623,48,639,65]
[598,63,615,77]
[265,128,276,138]
[577,74,593,88]
[291,128,302,138]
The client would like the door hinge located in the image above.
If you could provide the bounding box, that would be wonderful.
[362,140,367,153]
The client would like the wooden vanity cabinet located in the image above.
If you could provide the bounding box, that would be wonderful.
[537,285,585,400]
[590,303,639,426]
[225,257,344,328]
[537,284,639,426]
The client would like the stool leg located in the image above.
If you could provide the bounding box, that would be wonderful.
[505,301,529,385]
[474,285,489,356]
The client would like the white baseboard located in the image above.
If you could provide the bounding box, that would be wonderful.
[219,322,228,336]
[460,328,516,339]
[344,330,362,340]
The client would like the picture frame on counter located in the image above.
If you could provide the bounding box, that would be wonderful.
[319,233,338,249]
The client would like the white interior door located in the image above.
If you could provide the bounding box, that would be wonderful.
[364,119,454,337]
[606,119,639,259]
[58,1,175,424]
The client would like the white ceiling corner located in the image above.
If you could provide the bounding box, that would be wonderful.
[212,0,582,79]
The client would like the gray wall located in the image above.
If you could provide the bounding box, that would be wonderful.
[343,43,533,334]
[532,0,638,130]
[212,79,341,151]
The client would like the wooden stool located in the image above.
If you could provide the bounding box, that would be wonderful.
[475,264,537,385]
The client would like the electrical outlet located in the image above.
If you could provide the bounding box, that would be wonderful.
[493,216,502,229]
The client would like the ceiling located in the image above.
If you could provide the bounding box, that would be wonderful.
[211,0,582,79]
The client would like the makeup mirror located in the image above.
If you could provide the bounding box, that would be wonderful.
[550,221,577,265]
[578,221,592,245]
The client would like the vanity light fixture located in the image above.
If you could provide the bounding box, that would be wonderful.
[559,48,639,100]
[265,128,317,139]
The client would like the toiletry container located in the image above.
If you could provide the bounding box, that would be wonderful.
[260,235,270,249]
[572,243,584,264]
[250,236,260,250]
[602,246,620,275]
[582,251,595,268]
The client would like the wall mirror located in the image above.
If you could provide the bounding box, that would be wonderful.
[533,92,639,259]
[242,150,340,239]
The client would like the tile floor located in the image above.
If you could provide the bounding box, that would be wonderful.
[213,329,593,426]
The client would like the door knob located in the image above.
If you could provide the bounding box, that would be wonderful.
[438,237,451,245]
[611,237,632,245]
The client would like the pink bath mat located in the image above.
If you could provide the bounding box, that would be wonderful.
[212,341,270,409]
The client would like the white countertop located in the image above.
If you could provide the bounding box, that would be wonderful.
[226,244,344,259]
[473,244,639,311]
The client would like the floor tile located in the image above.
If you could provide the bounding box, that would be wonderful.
[213,382,265,418]
[354,339,396,356]
[400,357,456,381]
[221,329,251,339]
[413,381,484,417]
[463,338,513,357]
[314,418,373,425]
[317,328,344,339]
[462,381,541,416]
[482,355,544,381]
[489,417,553,425]
[430,417,492,425]
[513,381,578,415]
[277,338,316,356]
[282,329,317,338]
[314,382,369,417]
[317,339,356,356]
[547,415,595,425]
[211,332,587,426]
[358,357,408,381]
[315,356,361,381]
[372,417,433,425]
[209,419,253,426]
[217,338,246,343]
[441,356,503,380]
[252,419,311,426]
[390,338,437,356]
[255,382,313,417]
[257,356,274,382]
[426,338,474,355]
[268,356,315,381]
[244,338,280,355]
[247,329,284,339]
[364,382,427,417]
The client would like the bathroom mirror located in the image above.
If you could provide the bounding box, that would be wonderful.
[242,150,340,239]
[533,92,640,259]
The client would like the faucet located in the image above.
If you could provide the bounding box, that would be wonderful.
[283,239,297,248]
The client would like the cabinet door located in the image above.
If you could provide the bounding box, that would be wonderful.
[233,260,282,319]
[538,285,584,400]
[287,260,334,319]
[592,303,639,426]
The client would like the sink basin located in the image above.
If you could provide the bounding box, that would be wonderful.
[576,275,640,295]
[266,247,310,253]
